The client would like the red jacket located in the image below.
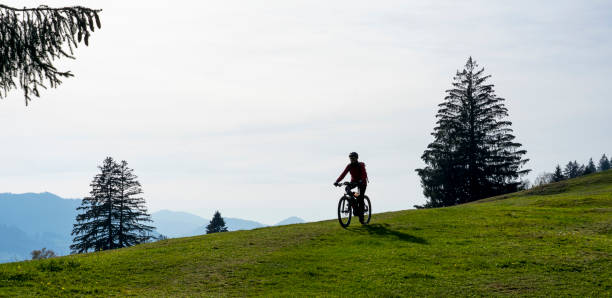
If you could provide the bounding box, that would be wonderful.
[336,162,368,184]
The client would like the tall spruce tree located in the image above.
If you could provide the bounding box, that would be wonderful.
[0,4,101,105]
[71,157,154,253]
[416,57,529,208]
[599,154,611,171]
[206,211,228,234]
[551,165,565,182]
[115,160,154,248]
[71,157,117,253]
[583,158,597,175]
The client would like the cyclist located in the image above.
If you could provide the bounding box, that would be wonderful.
[334,152,368,221]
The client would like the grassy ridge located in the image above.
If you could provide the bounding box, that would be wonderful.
[1,171,611,296]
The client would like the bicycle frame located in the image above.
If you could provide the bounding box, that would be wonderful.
[336,181,371,227]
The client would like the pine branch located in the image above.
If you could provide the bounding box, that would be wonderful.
[0,4,101,105]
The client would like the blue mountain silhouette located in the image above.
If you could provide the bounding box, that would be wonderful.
[0,192,81,262]
[0,193,296,263]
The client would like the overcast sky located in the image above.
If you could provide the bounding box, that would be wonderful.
[1,0,611,225]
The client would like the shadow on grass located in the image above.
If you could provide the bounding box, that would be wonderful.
[350,223,428,244]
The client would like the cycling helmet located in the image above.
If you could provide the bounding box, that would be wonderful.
[349,152,358,158]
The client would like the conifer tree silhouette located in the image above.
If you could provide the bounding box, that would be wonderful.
[598,154,610,171]
[551,165,565,182]
[71,157,154,253]
[206,211,228,234]
[583,158,597,175]
[416,57,529,208]
[563,161,583,179]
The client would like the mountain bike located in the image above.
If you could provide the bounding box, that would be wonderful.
[335,181,371,228]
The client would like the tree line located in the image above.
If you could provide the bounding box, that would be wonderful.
[533,154,611,187]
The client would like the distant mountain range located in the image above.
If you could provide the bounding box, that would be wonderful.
[151,210,268,238]
[275,216,305,226]
[152,210,305,238]
[0,192,305,263]
[0,192,81,262]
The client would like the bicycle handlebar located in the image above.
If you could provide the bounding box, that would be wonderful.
[334,181,351,187]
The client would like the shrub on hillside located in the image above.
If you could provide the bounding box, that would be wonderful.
[31,248,56,260]
[534,173,554,187]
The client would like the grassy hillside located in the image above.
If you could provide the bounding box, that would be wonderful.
[1,171,611,297]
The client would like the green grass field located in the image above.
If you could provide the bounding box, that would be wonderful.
[1,171,611,297]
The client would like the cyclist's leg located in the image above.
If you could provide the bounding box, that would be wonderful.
[357,183,367,214]
[345,183,358,215]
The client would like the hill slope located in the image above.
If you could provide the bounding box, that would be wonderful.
[1,171,611,296]
[0,195,269,262]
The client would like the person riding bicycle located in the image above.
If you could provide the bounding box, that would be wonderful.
[334,152,368,221]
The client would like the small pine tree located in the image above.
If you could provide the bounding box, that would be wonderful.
[599,154,611,171]
[563,161,583,179]
[551,165,565,182]
[583,158,597,175]
[206,211,228,234]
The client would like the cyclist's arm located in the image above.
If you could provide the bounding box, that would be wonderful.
[361,162,368,183]
[335,165,350,184]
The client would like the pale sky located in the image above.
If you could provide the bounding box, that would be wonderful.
[1,0,611,225]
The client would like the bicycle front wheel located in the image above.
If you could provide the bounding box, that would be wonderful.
[361,196,371,224]
[337,196,352,228]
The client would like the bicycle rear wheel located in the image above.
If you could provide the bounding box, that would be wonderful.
[360,196,371,224]
[337,196,352,228]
